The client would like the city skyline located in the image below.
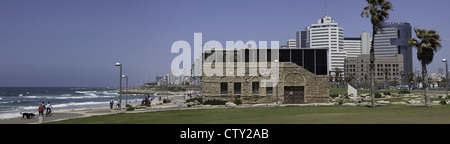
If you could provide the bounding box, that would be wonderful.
[0,0,449,87]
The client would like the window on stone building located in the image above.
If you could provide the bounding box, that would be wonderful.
[252,82,259,95]
[220,83,228,95]
[266,82,273,95]
[234,83,241,95]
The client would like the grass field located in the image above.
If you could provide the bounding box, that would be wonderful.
[50,105,450,124]
[329,88,447,96]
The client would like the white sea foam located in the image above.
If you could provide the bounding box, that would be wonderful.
[52,101,108,108]
[0,113,21,119]
[22,95,114,99]
[61,94,72,96]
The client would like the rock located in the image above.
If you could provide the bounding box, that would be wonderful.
[376,100,390,104]
[408,100,417,104]
[343,103,356,106]
[226,102,238,108]
[432,101,441,104]
[316,103,336,106]
[186,102,195,107]
[391,102,407,105]
[349,97,362,102]
[356,102,369,106]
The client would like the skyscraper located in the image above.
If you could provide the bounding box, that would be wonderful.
[305,15,346,73]
[374,22,412,75]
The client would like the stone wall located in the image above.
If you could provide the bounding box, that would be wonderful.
[201,62,330,104]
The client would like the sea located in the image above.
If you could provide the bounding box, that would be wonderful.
[0,87,154,119]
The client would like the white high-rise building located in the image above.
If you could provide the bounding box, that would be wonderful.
[287,39,297,48]
[305,15,345,73]
[343,31,371,58]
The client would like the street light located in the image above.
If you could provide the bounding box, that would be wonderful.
[274,59,279,107]
[115,62,122,113]
[122,75,128,106]
[443,59,449,104]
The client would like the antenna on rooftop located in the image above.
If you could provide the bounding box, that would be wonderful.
[325,0,328,16]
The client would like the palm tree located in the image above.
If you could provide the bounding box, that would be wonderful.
[408,27,442,107]
[400,71,405,87]
[361,0,393,107]
[408,72,415,82]
[383,68,389,89]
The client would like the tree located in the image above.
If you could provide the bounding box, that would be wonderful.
[361,0,393,107]
[408,27,442,107]
[334,68,343,83]
[408,72,415,82]
[400,71,405,87]
[383,68,389,89]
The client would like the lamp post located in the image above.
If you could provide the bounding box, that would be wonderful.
[443,59,449,104]
[115,62,122,113]
[274,59,279,107]
[122,75,128,105]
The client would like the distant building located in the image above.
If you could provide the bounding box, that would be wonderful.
[344,54,404,84]
[374,22,412,76]
[296,30,307,48]
[287,39,297,48]
[343,31,371,58]
[304,15,346,74]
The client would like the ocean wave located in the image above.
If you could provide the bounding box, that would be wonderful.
[22,95,115,99]
[61,94,72,96]
[15,101,109,112]
[52,101,109,108]
[75,90,98,94]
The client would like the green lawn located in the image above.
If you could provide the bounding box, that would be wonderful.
[50,105,450,124]
[329,88,446,96]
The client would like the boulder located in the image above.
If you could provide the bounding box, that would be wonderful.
[432,101,441,104]
[226,102,238,108]
[376,100,390,104]
[186,102,195,107]
[343,103,356,106]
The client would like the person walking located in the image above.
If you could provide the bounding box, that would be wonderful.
[38,103,44,116]
[110,98,114,109]
[45,102,53,117]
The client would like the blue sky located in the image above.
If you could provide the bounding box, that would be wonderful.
[0,0,449,87]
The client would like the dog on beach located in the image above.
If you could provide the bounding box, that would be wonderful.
[20,113,35,119]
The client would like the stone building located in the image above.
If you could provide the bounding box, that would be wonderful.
[201,48,330,104]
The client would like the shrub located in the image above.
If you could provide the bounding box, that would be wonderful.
[234,99,242,105]
[185,97,203,104]
[126,107,135,111]
[203,99,227,105]
[125,104,132,108]
[383,91,391,96]
[375,92,382,98]
[399,90,410,94]
[163,99,171,103]
[330,94,339,98]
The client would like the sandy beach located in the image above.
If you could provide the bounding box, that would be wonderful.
[0,95,193,124]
